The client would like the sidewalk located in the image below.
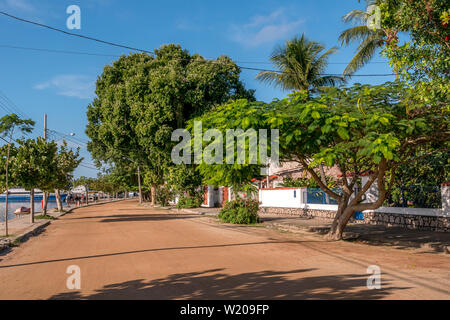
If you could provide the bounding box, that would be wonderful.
[259,213,450,254]
[0,199,126,251]
[174,206,449,254]
[179,207,220,216]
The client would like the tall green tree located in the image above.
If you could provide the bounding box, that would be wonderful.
[191,81,448,239]
[53,142,83,211]
[256,34,344,93]
[13,138,58,220]
[0,114,34,235]
[166,164,203,198]
[86,44,255,205]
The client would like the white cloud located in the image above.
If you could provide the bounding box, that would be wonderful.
[230,9,303,47]
[0,0,36,13]
[34,75,95,100]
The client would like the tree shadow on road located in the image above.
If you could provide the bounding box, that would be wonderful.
[50,268,409,300]
[63,214,202,223]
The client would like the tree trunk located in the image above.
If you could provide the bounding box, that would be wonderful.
[137,166,143,204]
[55,189,63,212]
[325,195,351,241]
[85,185,89,206]
[43,192,49,215]
[151,185,156,206]
[30,189,35,224]
[319,164,330,204]
[4,139,11,236]
[326,205,354,241]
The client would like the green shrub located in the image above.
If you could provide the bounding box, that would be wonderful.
[156,185,175,207]
[176,194,203,209]
[218,198,260,224]
[35,215,56,220]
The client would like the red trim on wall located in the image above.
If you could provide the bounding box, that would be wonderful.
[442,182,450,186]
[260,187,306,191]
[337,170,375,178]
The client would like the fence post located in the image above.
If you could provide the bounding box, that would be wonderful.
[442,183,449,215]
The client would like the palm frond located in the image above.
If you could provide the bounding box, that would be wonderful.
[338,26,375,46]
[256,33,341,92]
[342,10,368,24]
[343,35,385,76]
[311,75,346,90]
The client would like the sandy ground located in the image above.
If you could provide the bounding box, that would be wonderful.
[0,200,448,300]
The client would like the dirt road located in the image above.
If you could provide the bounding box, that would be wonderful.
[0,200,448,299]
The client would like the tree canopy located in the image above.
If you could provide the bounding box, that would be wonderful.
[86,44,255,202]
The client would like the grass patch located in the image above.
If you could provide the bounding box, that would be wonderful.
[0,234,15,238]
[35,215,56,220]
[11,237,22,247]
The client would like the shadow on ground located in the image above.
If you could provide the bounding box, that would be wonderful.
[64,214,201,223]
[50,268,409,300]
[260,215,450,254]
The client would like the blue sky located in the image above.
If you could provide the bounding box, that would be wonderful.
[0,0,395,178]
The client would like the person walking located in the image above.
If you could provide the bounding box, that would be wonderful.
[66,194,72,208]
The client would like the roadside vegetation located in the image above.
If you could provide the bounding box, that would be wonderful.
[219,199,260,225]
[2,0,447,241]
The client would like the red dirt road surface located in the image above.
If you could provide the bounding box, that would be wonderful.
[0,200,449,300]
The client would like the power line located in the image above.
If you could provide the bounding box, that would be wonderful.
[0,44,388,65]
[0,11,153,54]
[79,164,102,171]
[0,11,395,77]
[0,43,395,77]
[0,44,121,58]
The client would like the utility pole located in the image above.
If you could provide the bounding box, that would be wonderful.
[44,113,47,140]
[137,166,143,204]
[31,113,47,223]
[42,113,48,216]
[4,129,13,237]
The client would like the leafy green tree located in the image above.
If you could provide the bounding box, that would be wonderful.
[379,0,449,105]
[377,0,449,193]
[166,164,203,198]
[53,142,83,211]
[188,99,274,192]
[273,82,448,240]
[0,114,34,234]
[192,81,448,239]
[256,34,344,93]
[0,144,18,194]
[13,138,58,218]
[86,45,254,205]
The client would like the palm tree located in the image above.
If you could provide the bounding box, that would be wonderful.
[339,1,398,77]
[256,34,344,94]
[257,34,344,202]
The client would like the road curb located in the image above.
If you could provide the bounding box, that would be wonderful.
[264,221,360,240]
[0,220,51,252]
